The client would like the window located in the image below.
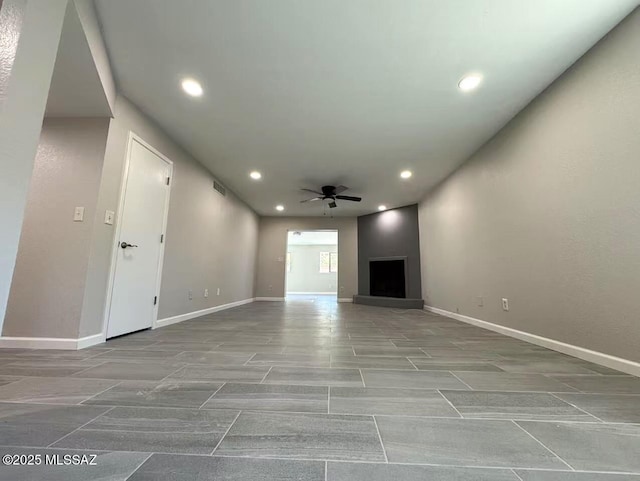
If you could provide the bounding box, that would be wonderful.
[319,252,330,273]
[286,252,291,273]
[330,252,338,273]
[319,251,338,273]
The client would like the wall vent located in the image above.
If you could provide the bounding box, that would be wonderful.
[213,180,227,197]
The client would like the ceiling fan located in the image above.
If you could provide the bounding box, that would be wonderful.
[300,185,362,208]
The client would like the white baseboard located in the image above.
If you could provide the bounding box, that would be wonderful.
[0,332,105,350]
[77,333,106,349]
[338,298,353,303]
[255,297,285,301]
[424,305,640,377]
[287,292,336,295]
[155,298,255,329]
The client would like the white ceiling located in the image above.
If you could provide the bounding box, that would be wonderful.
[95,0,638,216]
[46,1,111,118]
[288,230,338,246]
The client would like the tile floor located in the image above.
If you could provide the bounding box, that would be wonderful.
[0,296,639,480]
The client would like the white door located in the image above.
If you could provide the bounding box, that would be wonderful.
[106,137,172,338]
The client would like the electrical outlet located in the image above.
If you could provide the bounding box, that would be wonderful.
[188,290,193,300]
[216,288,220,296]
[477,296,484,307]
[502,298,509,311]
[204,289,209,298]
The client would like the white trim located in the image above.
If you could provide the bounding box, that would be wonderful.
[255,297,285,301]
[424,305,640,377]
[77,333,106,349]
[0,333,105,351]
[102,132,173,339]
[287,292,337,295]
[155,298,255,329]
[337,298,353,303]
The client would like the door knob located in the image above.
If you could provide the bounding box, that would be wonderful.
[120,242,138,249]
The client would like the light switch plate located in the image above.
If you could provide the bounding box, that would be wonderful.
[73,206,85,222]
[104,210,115,225]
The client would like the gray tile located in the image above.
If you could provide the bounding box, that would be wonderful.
[330,387,459,417]
[327,462,519,481]
[83,406,238,432]
[52,429,220,454]
[390,340,457,348]
[0,375,21,387]
[128,453,324,481]
[515,471,640,480]
[213,344,286,353]
[264,367,364,387]
[169,365,269,382]
[422,348,504,361]
[0,365,93,377]
[247,353,331,367]
[440,390,598,421]
[0,377,119,404]
[216,411,385,461]
[553,393,640,423]
[202,383,328,413]
[92,349,183,361]
[331,356,416,370]
[493,360,601,375]
[375,416,568,468]
[173,351,254,364]
[54,406,238,454]
[549,375,640,394]
[73,362,183,380]
[0,423,81,447]
[453,372,579,392]
[353,347,427,357]
[517,421,640,472]
[83,380,223,408]
[0,402,110,425]
[410,359,504,372]
[0,448,150,481]
[361,369,469,390]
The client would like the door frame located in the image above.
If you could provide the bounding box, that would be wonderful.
[284,229,338,299]
[101,131,173,340]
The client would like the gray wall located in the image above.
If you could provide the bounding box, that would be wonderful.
[0,0,67,334]
[358,204,422,299]
[79,95,259,336]
[286,244,338,294]
[256,217,357,299]
[4,117,110,338]
[418,7,640,362]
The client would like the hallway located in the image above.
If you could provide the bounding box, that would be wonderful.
[0,300,639,480]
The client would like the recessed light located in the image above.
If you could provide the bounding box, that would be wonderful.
[400,170,412,179]
[275,205,285,211]
[458,74,482,92]
[181,78,203,97]
[378,205,387,211]
[249,171,262,180]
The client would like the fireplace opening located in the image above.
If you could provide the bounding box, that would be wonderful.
[369,259,406,298]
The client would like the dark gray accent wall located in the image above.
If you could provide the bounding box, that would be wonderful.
[357,204,422,299]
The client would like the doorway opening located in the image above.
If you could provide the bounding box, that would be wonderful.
[285,230,338,302]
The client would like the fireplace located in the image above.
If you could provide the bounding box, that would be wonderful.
[369,258,406,298]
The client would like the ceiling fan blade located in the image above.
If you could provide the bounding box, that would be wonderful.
[334,185,348,194]
[336,195,361,202]
[300,188,323,195]
[300,197,323,203]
